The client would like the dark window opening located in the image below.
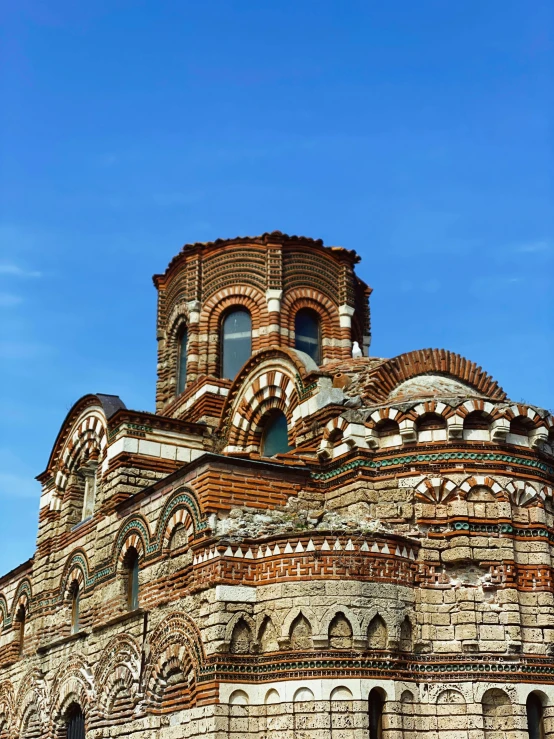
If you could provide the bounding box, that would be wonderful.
[376,419,399,438]
[261,411,292,457]
[416,413,446,431]
[125,548,140,611]
[177,328,188,395]
[510,416,534,437]
[463,411,490,430]
[526,693,545,739]
[295,309,321,365]
[65,703,85,739]
[71,583,80,635]
[222,309,252,380]
[15,605,25,656]
[368,688,385,739]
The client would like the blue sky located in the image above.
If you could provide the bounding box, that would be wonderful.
[0,1,552,574]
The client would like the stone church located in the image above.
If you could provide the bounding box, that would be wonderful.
[1,232,553,738]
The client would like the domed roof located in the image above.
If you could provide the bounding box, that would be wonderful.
[324,349,507,407]
[387,374,485,402]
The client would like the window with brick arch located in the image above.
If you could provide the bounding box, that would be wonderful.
[177,327,188,395]
[15,604,25,656]
[261,410,292,457]
[294,308,321,365]
[70,582,80,635]
[124,548,140,611]
[221,309,252,379]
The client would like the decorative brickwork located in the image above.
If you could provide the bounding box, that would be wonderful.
[1,232,554,737]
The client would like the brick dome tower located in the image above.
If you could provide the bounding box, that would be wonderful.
[152,231,371,419]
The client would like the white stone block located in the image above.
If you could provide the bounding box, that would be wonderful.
[215,585,257,603]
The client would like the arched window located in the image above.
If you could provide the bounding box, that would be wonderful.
[526,693,545,739]
[261,411,292,457]
[16,605,25,656]
[295,309,321,365]
[65,703,85,739]
[71,584,80,635]
[222,309,252,379]
[81,466,97,521]
[177,327,188,395]
[125,548,140,611]
[368,687,385,739]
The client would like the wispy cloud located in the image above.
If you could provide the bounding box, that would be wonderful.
[0,264,41,278]
[0,293,23,307]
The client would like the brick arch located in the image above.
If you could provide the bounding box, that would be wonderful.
[368,407,401,427]
[322,416,350,440]
[220,346,316,429]
[14,669,48,737]
[95,634,141,720]
[45,399,113,503]
[143,612,205,714]
[113,516,151,568]
[503,404,544,427]
[166,301,192,343]
[362,349,507,404]
[457,398,500,419]
[415,477,458,504]
[459,476,506,501]
[165,302,192,395]
[49,655,94,737]
[506,479,542,506]
[197,286,268,376]
[220,349,315,454]
[0,596,7,631]
[0,682,15,738]
[247,395,295,453]
[224,374,300,454]
[60,550,90,601]
[154,486,209,551]
[318,416,374,460]
[11,578,32,621]
[281,289,345,362]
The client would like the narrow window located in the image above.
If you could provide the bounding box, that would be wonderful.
[177,327,188,395]
[295,309,321,365]
[527,693,545,739]
[81,468,97,520]
[16,605,25,656]
[222,309,252,379]
[65,703,85,739]
[126,548,140,611]
[368,688,385,739]
[261,411,292,457]
[71,585,80,635]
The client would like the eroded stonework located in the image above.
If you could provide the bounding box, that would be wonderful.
[1,231,553,737]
